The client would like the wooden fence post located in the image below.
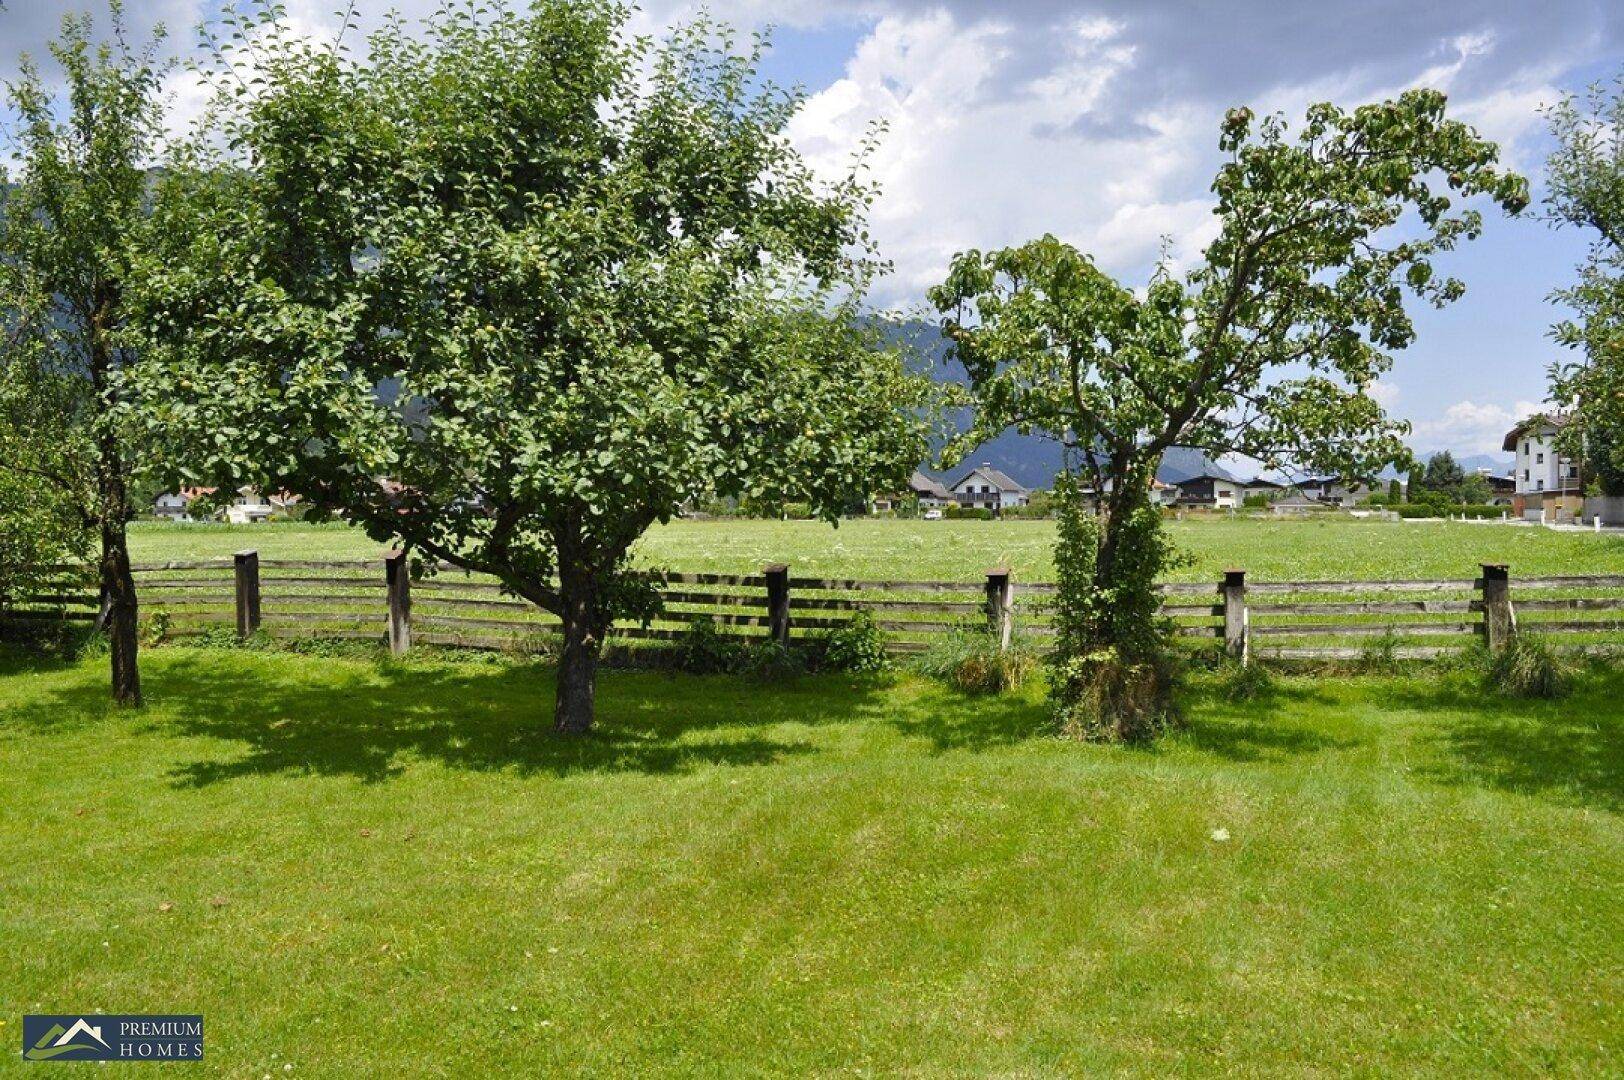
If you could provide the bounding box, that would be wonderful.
[1480,563,1515,654]
[764,564,790,645]
[1222,568,1248,663]
[386,549,412,655]
[234,549,261,640]
[985,568,1013,651]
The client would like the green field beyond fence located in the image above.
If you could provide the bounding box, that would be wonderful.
[9,551,1624,661]
[123,516,1624,582]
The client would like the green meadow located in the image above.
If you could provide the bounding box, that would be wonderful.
[1,647,1619,1075]
[128,515,1624,583]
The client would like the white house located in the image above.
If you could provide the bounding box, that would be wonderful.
[153,486,219,522]
[157,486,298,524]
[1503,414,1581,522]
[225,488,275,524]
[1171,469,1243,509]
[950,463,1030,511]
[153,491,196,521]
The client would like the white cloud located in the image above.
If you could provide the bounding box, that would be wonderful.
[1409,398,1550,455]
[1368,380,1402,410]
[777,2,1586,307]
[787,11,1220,304]
[2,0,1601,316]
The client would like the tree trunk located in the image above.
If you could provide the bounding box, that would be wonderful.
[1090,457,1162,654]
[99,489,141,708]
[553,560,603,735]
[1096,461,1140,588]
[88,289,140,706]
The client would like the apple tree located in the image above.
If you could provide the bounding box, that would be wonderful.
[129,1,928,733]
[930,91,1526,739]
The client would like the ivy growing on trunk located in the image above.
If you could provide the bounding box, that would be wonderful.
[128,0,928,734]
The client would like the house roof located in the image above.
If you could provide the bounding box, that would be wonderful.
[1502,413,1568,452]
[1242,478,1284,489]
[951,463,1029,493]
[1173,465,1242,487]
[1297,474,1374,488]
[908,471,953,500]
[1274,490,1322,506]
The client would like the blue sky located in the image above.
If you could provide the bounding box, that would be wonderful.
[5,0,1621,458]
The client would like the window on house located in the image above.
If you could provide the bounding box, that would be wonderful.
[1523,469,1529,482]
[1537,480,1544,491]
[1521,440,1529,455]
[1536,452,1544,464]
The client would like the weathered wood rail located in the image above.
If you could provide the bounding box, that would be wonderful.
[5,555,1624,661]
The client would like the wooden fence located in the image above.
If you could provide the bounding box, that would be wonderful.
[5,553,1624,662]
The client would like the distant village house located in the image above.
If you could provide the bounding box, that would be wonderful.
[1504,415,1581,523]
[1270,489,1328,515]
[1171,467,1243,509]
[153,486,300,524]
[910,471,954,509]
[950,463,1030,511]
[1297,476,1378,507]
[871,471,954,514]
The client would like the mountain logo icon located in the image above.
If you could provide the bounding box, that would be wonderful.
[24,1018,110,1061]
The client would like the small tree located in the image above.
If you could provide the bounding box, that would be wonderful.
[0,3,166,702]
[130,1,927,733]
[1418,450,1467,502]
[1457,472,1493,505]
[931,91,1525,738]
[1544,74,1624,496]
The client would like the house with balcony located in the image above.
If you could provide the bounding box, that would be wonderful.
[1296,475,1379,507]
[1504,415,1581,522]
[1475,468,1517,506]
[153,487,216,522]
[1171,467,1243,509]
[949,463,1030,511]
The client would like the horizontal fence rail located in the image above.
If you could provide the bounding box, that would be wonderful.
[5,554,1624,663]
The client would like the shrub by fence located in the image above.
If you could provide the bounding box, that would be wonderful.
[5,552,1623,662]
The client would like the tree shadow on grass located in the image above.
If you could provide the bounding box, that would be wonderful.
[2,651,907,786]
[0,639,97,680]
[0,645,127,736]
[885,685,1054,753]
[1159,682,1361,764]
[1400,670,1624,813]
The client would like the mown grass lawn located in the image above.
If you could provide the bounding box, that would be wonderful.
[2,645,1619,1075]
[129,515,1624,582]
